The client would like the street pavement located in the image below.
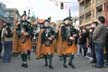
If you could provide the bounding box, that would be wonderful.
[0,53,108,72]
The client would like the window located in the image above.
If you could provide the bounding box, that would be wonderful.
[9,12,14,17]
[5,12,9,17]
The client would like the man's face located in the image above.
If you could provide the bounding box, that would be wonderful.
[91,23,96,28]
[44,22,49,27]
[64,20,71,25]
[22,15,27,20]
[82,29,86,33]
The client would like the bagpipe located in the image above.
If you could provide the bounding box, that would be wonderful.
[32,27,40,42]
[19,10,31,43]
[66,26,75,46]
[20,24,29,43]
[44,28,53,47]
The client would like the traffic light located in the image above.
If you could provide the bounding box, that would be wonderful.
[60,2,64,9]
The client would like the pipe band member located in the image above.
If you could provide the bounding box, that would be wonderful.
[36,19,56,69]
[58,17,77,69]
[16,11,33,68]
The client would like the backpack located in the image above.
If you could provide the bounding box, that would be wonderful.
[5,26,13,38]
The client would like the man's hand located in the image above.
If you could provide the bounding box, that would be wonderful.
[51,35,54,39]
[73,34,77,37]
[24,32,29,36]
[69,36,75,40]
[48,37,53,41]
[21,30,29,36]
[16,22,20,26]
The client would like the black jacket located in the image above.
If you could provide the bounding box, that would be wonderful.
[79,32,89,44]
[16,20,33,38]
[61,25,77,41]
[41,26,55,44]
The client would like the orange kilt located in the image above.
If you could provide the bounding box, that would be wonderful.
[40,44,54,55]
[62,41,77,55]
[36,29,55,59]
[36,44,54,59]
[19,38,32,52]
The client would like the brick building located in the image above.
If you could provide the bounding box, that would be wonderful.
[78,0,108,27]
[104,0,108,25]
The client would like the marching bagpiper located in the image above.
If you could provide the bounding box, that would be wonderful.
[57,17,77,69]
[16,11,33,68]
[36,19,56,69]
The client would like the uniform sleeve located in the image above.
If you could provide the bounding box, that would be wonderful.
[50,27,56,39]
[41,30,46,44]
[61,26,65,36]
[70,27,77,36]
[27,22,33,36]
[61,26,67,41]
[16,24,21,38]
[71,28,78,45]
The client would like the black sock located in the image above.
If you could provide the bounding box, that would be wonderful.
[63,55,67,65]
[44,55,48,65]
[70,55,74,64]
[48,54,52,66]
[23,53,28,63]
[27,50,31,58]
[21,54,25,62]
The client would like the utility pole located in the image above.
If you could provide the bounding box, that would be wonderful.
[69,8,71,16]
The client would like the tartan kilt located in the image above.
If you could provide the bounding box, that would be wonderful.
[19,38,32,53]
[62,41,77,55]
[36,43,55,59]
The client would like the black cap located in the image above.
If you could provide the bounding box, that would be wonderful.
[63,16,72,21]
[21,11,27,17]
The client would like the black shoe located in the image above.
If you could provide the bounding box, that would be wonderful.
[68,62,71,66]
[45,63,48,67]
[24,64,28,68]
[49,65,54,69]
[22,63,28,68]
[63,64,68,68]
[70,64,76,69]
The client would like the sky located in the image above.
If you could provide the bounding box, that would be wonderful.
[0,0,79,21]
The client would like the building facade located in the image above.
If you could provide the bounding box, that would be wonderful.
[78,0,108,27]
[104,0,108,25]
[5,8,20,27]
[0,2,8,30]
